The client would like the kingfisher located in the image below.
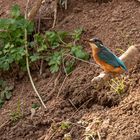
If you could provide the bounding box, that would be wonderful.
[87,38,127,74]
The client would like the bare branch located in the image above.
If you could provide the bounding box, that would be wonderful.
[25,0,46,108]
[28,0,44,20]
[52,0,59,28]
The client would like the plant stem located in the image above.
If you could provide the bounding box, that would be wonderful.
[25,0,46,108]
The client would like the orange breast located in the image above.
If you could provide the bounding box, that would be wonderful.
[91,48,123,73]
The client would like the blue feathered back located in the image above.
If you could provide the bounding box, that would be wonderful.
[98,46,127,71]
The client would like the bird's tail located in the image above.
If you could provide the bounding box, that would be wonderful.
[120,62,128,71]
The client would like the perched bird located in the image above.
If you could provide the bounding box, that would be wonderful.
[87,38,127,74]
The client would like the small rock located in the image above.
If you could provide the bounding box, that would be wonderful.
[73,7,82,13]
[42,73,48,78]
[64,133,72,140]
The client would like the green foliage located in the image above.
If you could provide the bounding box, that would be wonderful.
[0,5,34,71]
[0,43,25,70]
[32,103,40,109]
[46,31,59,48]
[71,45,89,60]
[10,111,22,122]
[60,121,71,130]
[72,28,83,41]
[109,77,126,94]
[65,60,75,74]
[116,48,125,54]
[34,33,48,52]
[11,5,21,18]
[30,53,40,62]
[34,30,89,73]
[0,4,89,75]
[48,51,62,73]
[10,100,22,122]
[0,80,14,108]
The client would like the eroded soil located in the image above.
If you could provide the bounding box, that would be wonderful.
[0,0,140,140]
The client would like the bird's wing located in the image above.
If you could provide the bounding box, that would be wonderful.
[98,48,127,71]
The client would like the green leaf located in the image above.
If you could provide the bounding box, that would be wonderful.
[71,45,89,60]
[0,5,34,72]
[11,5,21,18]
[30,53,40,62]
[5,85,14,91]
[60,121,71,130]
[65,60,75,74]
[72,28,83,41]
[0,80,6,88]
[5,91,12,100]
[37,44,48,52]
[0,99,4,108]
[26,21,34,34]
[0,18,15,29]
[46,31,58,42]
[45,31,60,48]
[50,64,59,73]
[48,52,62,66]
[11,47,25,62]
[1,91,5,100]
[32,103,40,109]
[57,31,68,41]
[48,51,62,73]
[34,34,47,52]
[51,42,60,49]
[34,33,44,45]
[0,59,10,70]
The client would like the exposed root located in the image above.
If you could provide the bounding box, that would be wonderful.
[28,0,44,20]
[25,0,46,108]
[52,0,59,28]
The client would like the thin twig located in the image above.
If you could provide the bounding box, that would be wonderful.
[52,0,58,28]
[62,54,76,76]
[37,11,41,33]
[45,74,56,88]
[69,98,93,119]
[57,32,67,45]
[65,0,68,9]
[0,120,10,129]
[68,99,78,110]
[39,59,44,75]
[57,76,67,98]
[28,0,44,20]
[25,0,46,108]
[97,131,101,140]
[56,54,70,98]
[35,17,52,20]
[83,134,95,140]
[38,135,45,140]
[60,54,93,103]
[62,55,68,76]
[48,71,61,96]
[44,129,59,140]
[54,71,61,86]
[70,122,86,129]
[0,30,8,32]
[56,55,76,98]
[65,54,96,66]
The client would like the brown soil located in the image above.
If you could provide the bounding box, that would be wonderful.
[0,0,140,140]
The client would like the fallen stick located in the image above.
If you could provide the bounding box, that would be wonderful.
[52,0,59,28]
[91,44,140,85]
[28,0,44,20]
[25,0,46,108]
